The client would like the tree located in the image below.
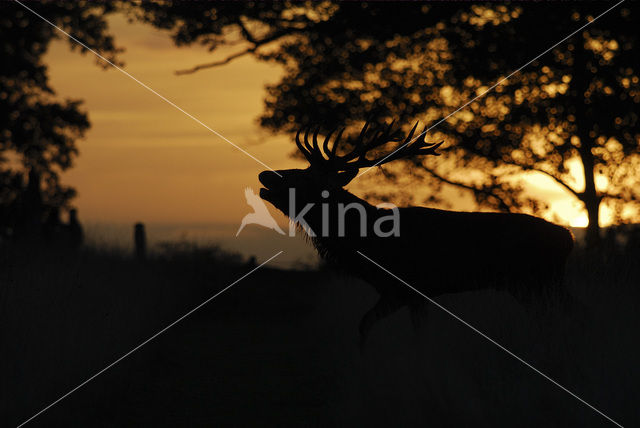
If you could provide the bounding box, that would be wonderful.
[0,1,121,238]
[136,2,640,246]
[432,3,640,247]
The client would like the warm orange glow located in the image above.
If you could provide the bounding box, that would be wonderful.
[46,15,305,225]
[570,214,589,228]
[45,14,607,230]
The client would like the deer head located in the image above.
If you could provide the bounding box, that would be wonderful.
[259,120,443,217]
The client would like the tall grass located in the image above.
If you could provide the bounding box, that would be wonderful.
[2,241,639,426]
[0,242,248,426]
[314,245,640,427]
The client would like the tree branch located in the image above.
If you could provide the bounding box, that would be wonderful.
[501,160,581,199]
[236,18,258,44]
[418,164,512,212]
[175,46,257,75]
[601,191,639,202]
[175,25,303,75]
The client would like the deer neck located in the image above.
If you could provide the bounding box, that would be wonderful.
[289,187,389,259]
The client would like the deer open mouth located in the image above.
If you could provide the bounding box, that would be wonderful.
[259,187,272,200]
[258,170,280,201]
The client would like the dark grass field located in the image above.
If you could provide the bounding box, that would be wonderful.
[1,242,639,427]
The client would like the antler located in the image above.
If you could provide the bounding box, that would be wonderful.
[296,120,443,172]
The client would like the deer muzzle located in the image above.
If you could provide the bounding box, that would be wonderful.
[258,170,281,201]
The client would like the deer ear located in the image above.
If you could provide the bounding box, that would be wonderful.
[333,169,358,187]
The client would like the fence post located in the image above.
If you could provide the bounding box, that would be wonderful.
[134,222,146,260]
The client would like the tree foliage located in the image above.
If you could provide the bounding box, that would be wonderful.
[0,1,121,237]
[135,1,640,245]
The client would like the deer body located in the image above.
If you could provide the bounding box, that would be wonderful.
[259,122,574,343]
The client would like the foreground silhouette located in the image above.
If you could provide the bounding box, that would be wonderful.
[4,168,84,250]
[4,240,639,426]
[259,121,574,344]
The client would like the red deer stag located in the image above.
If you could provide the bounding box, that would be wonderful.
[259,121,574,344]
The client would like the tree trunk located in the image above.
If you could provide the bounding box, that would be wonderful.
[582,190,601,248]
[572,35,601,248]
[578,129,601,248]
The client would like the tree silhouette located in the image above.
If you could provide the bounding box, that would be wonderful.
[136,2,640,247]
[0,1,121,239]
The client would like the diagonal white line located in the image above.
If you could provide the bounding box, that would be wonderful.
[16,251,284,428]
[357,250,624,427]
[355,0,625,180]
[14,0,282,177]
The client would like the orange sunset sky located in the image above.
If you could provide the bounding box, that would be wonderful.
[46,14,600,230]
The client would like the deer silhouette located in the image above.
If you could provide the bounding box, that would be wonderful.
[259,121,574,345]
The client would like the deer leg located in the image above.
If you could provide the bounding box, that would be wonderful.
[359,294,404,349]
